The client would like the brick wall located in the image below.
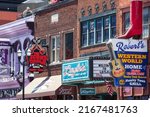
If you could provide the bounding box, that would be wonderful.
[35,0,77,77]
[0,11,18,25]
[77,0,116,57]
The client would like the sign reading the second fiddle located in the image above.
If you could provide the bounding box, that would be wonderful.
[107,39,148,87]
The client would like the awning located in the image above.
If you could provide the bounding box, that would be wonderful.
[16,75,61,99]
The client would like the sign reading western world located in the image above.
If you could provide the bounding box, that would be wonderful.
[62,60,89,83]
[107,39,148,87]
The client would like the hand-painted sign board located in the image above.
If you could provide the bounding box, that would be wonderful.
[107,39,148,87]
[62,59,89,83]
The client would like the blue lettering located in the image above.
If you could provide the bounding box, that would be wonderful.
[116,41,145,52]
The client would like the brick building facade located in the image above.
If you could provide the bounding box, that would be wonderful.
[32,0,150,100]
[35,0,78,77]
[77,0,117,57]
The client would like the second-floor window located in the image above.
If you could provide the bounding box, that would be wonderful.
[50,35,60,63]
[81,14,116,47]
[64,32,73,60]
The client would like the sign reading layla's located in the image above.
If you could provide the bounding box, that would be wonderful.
[107,39,148,87]
[26,38,48,73]
[62,60,89,83]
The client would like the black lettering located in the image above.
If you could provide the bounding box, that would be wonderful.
[12,107,17,113]
[64,106,69,113]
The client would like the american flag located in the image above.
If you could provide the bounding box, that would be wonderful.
[105,80,114,96]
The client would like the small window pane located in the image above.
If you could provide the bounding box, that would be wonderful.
[96,18,102,43]
[51,14,59,23]
[124,12,130,32]
[143,8,149,24]
[81,21,88,47]
[111,27,116,38]
[104,17,109,28]
[65,32,73,60]
[111,15,116,27]
[96,18,102,30]
[52,38,55,49]
[56,37,60,48]
[88,20,94,45]
[82,22,88,33]
[52,51,55,62]
[104,29,109,42]
[56,50,60,62]
[82,34,87,46]
[96,31,101,43]
[143,25,149,38]
[89,32,94,45]
[89,20,94,32]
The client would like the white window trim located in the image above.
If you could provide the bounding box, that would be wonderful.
[50,35,60,64]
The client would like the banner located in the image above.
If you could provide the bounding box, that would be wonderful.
[107,39,148,87]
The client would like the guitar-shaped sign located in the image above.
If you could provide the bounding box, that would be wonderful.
[107,42,125,78]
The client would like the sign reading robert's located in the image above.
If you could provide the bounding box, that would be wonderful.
[107,39,148,87]
[26,38,48,73]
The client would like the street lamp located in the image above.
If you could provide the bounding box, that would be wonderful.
[17,48,31,100]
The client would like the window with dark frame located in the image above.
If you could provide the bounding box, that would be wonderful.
[96,18,102,43]
[110,14,116,38]
[103,16,110,42]
[88,20,95,45]
[64,32,73,60]
[81,14,116,47]
[81,22,88,47]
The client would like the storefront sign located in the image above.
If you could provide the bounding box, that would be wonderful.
[0,88,21,99]
[108,39,148,87]
[93,60,111,78]
[62,60,89,83]
[116,78,146,87]
[29,52,48,66]
[80,88,96,95]
[27,38,48,74]
[56,86,77,95]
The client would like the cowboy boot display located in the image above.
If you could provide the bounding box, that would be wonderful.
[118,0,143,39]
